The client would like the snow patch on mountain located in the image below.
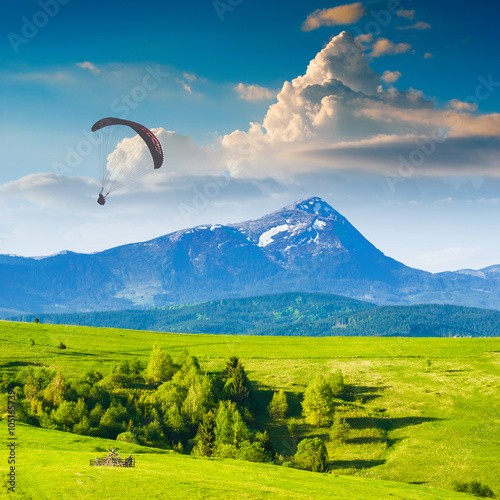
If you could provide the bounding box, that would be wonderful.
[258,225,290,247]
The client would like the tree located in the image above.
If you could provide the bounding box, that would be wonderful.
[223,356,239,379]
[330,370,347,398]
[329,414,350,443]
[257,430,276,461]
[145,343,174,385]
[287,417,299,440]
[214,400,250,448]
[43,372,68,407]
[53,401,78,428]
[100,404,127,437]
[181,374,214,426]
[268,389,288,420]
[195,410,216,457]
[294,438,329,472]
[302,375,335,427]
[24,374,40,402]
[229,362,251,404]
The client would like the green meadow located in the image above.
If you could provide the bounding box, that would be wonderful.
[1,320,499,499]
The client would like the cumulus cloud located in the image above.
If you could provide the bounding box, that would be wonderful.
[302,2,365,31]
[381,70,402,84]
[398,21,431,30]
[234,83,275,101]
[76,61,100,74]
[370,38,412,58]
[424,52,433,59]
[219,31,500,181]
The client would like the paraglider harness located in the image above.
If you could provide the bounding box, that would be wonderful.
[97,192,108,206]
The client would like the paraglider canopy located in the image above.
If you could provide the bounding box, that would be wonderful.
[92,117,164,204]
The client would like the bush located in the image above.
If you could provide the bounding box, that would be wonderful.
[329,415,351,443]
[452,481,496,498]
[116,431,139,444]
[58,342,66,350]
[294,437,329,472]
[236,441,271,463]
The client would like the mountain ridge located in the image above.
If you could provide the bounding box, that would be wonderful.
[1,196,500,316]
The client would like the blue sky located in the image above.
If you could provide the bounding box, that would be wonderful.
[1,0,499,272]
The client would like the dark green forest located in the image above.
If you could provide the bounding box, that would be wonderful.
[11,292,500,337]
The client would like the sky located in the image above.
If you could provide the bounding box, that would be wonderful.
[1,0,499,272]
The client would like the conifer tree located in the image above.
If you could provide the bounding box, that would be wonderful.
[223,356,240,380]
[258,430,276,461]
[195,410,216,457]
[268,389,288,420]
[230,362,251,404]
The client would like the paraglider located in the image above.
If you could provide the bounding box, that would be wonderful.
[91,117,164,205]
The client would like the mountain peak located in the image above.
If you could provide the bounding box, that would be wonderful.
[288,197,337,218]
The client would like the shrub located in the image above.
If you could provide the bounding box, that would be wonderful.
[294,437,329,472]
[116,431,139,444]
[58,342,66,350]
[236,441,271,463]
[329,414,351,443]
[452,480,496,498]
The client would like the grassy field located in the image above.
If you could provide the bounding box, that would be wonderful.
[0,423,475,500]
[1,320,499,499]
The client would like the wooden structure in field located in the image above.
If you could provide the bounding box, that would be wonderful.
[90,449,135,467]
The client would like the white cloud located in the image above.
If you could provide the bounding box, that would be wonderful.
[397,9,415,19]
[398,22,431,31]
[76,61,100,74]
[370,38,412,58]
[381,70,402,84]
[219,30,500,180]
[424,52,433,59]
[234,83,275,101]
[448,99,478,113]
[302,2,365,31]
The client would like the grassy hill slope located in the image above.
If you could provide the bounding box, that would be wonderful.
[1,321,499,498]
[1,424,473,500]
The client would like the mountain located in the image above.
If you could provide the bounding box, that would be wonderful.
[11,292,500,338]
[1,196,500,317]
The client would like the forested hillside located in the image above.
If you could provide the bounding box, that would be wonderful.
[12,292,500,337]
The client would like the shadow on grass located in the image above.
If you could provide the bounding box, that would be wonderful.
[331,459,385,470]
[0,361,51,368]
[345,415,440,431]
[57,351,98,357]
[345,436,388,445]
